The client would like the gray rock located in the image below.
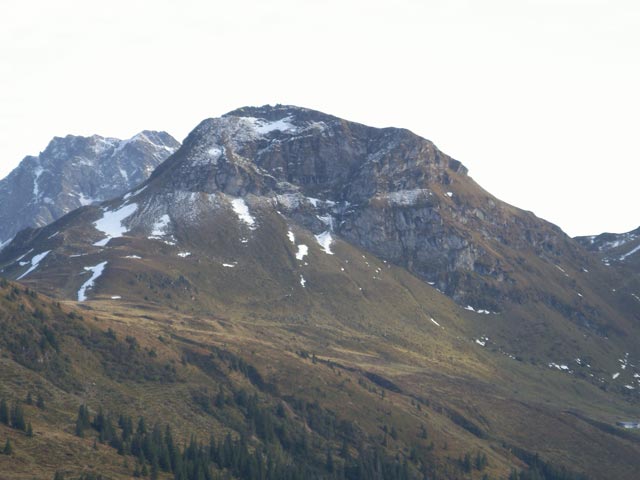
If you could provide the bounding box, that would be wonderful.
[0,131,180,247]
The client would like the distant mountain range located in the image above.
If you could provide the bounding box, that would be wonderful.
[0,105,638,479]
[0,130,179,249]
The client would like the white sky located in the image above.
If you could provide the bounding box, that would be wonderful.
[0,0,638,236]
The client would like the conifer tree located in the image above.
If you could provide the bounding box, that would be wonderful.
[326,448,334,473]
[36,394,45,410]
[3,438,12,455]
[11,403,26,431]
[0,399,8,425]
[75,405,91,437]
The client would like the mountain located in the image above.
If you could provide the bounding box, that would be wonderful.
[0,131,180,249]
[575,226,640,267]
[0,105,639,479]
[575,226,640,316]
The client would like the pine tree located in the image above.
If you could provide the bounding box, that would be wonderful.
[75,405,91,437]
[26,392,33,406]
[11,403,26,431]
[3,438,12,455]
[36,394,45,410]
[150,457,159,480]
[137,416,147,436]
[475,452,488,470]
[0,399,8,425]
[326,448,334,473]
[53,471,65,480]
[26,422,33,437]
[461,452,472,473]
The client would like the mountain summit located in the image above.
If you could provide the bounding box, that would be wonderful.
[0,130,180,249]
[142,105,581,309]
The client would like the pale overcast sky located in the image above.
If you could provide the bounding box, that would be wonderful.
[1,0,638,236]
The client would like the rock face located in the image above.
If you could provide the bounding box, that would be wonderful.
[0,131,180,248]
[147,105,580,307]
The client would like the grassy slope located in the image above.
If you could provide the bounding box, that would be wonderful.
[2,222,640,478]
[1,192,640,479]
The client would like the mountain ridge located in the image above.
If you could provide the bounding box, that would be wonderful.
[0,130,180,248]
[0,105,639,479]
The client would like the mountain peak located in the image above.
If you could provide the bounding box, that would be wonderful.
[0,131,180,245]
[223,103,338,124]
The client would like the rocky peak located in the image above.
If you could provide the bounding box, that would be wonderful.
[144,105,563,307]
[0,131,180,246]
[152,105,465,200]
[1,106,591,312]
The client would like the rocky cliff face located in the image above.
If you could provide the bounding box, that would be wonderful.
[0,131,180,248]
[144,105,581,307]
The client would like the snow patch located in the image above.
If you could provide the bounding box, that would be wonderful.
[287,230,296,244]
[222,263,235,268]
[78,193,99,206]
[231,198,256,229]
[32,166,44,200]
[315,231,334,255]
[111,296,121,300]
[620,244,640,261]
[317,215,334,230]
[125,255,142,259]
[77,261,108,302]
[177,252,191,258]
[613,372,620,380]
[246,116,297,135]
[430,317,441,327]
[17,251,51,280]
[207,146,223,161]
[93,203,138,246]
[548,362,570,371]
[464,305,491,314]
[151,214,171,236]
[295,245,308,261]
[0,237,14,252]
[123,185,147,201]
[299,275,306,287]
